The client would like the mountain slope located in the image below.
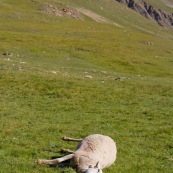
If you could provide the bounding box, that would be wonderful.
[116,0,173,27]
[1,0,173,76]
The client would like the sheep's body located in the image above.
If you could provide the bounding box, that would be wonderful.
[36,134,117,173]
[72,134,117,172]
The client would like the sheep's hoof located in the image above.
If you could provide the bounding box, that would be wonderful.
[35,159,43,164]
[61,136,67,140]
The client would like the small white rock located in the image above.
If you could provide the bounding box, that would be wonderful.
[85,75,93,79]
[52,71,57,74]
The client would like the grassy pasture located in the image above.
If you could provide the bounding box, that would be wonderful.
[0,0,173,173]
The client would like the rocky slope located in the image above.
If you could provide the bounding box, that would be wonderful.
[116,0,173,28]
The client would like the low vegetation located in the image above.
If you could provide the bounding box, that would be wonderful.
[0,0,173,172]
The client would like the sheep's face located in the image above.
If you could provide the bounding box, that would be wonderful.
[84,168,103,173]
[82,162,103,173]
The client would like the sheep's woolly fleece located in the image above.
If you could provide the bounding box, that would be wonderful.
[72,134,117,172]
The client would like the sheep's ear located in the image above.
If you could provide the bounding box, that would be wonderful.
[94,161,100,168]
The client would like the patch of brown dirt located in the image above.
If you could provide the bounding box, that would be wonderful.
[42,3,83,19]
[77,8,122,27]
[76,8,109,23]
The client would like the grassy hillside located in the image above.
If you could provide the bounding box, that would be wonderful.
[0,0,173,173]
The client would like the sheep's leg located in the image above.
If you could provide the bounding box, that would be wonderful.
[62,136,83,142]
[61,148,74,154]
[36,154,74,165]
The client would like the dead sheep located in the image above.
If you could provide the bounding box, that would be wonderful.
[36,134,117,173]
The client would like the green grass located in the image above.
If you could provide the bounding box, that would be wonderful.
[1,59,173,173]
[0,0,173,173]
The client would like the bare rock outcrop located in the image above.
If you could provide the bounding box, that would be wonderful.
[116,0,173,28]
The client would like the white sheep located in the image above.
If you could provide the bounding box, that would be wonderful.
[36,134,117,173]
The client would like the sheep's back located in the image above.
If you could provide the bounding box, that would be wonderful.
[74,134,117,169]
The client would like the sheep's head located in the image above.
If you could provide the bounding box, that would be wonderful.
[82,162,103,173]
